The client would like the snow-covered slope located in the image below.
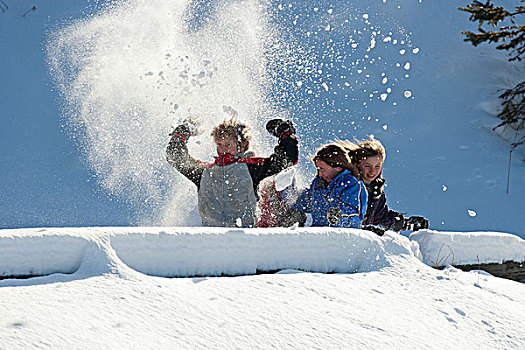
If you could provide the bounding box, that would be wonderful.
[2,227,524,279]
[1,1,525,348]
[0,226,524,349]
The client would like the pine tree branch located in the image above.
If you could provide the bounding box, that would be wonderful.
[494,81,525,148]
[458,1,511,27]
[460,1,525,151]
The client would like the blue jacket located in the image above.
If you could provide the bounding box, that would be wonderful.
[291,170,368,228]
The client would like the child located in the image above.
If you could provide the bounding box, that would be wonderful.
[256,169,307,228]
[166,117,298,227]
[348,137,429,232]
[285,142,368,228]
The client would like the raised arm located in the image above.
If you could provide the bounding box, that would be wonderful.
[166,122,205,188]
[248,119,299,186]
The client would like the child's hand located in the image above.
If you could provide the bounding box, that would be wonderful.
[362,225,385,236]
[170,119,200,140]
[403,216,429,231]
[182,118,201,136]
[266,119,296,138]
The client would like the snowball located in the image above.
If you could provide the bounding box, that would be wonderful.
[275,168,296,191]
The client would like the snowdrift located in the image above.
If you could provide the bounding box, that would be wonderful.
[411,230,525,266]
[1,227,523,280]
[0,227,420,278]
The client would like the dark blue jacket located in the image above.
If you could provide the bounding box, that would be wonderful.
[363,178,404,231]
[292,170,367,228]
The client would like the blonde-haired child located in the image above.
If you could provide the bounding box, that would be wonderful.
[348,137,429,232]
[167,117,298,227]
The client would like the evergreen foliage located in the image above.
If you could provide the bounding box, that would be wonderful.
[459,1,525,147]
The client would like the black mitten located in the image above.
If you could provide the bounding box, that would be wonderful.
[170,119,200,141]
[403,216,429,231]
[326,207,342,226]
[266,119,296,138]
[362,225,385,236]
[392,215,405,232]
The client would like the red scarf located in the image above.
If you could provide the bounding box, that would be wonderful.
[198,153,267,168]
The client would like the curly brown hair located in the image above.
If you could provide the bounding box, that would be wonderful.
[211,117,252,152]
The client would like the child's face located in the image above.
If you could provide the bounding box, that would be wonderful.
[315,160,342,183]
[357,156,383,184]
[215,136,239,155]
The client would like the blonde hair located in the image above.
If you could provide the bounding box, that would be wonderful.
[211,117,252,151]
[313,141,359,177]
[313,137,386,179]
[348,137,386,165]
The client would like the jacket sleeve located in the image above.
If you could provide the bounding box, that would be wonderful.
[248,134,299,189]
[166,135,205,188]
[367,193,404,230]
[291,185,312,213]
[332,177,368,228]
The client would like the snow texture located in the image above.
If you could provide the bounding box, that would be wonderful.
[411,230,525,266]
[1,227,524,349]
[1,227,422,278]
[1,0,525,348]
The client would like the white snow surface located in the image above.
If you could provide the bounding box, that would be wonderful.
[1,227,524,349]
[0,227,422,278]
[1,0,525,348]
[411,230,525,267]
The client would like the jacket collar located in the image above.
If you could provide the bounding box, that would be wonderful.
[366,177,385,199]
[314,170,352,189]
[211,151,266,167]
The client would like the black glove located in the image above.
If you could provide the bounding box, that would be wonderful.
[403,216,429,231]
[362,225,385,236]
[326,207,342,225]
[392,215,405,232]
[170,119,200,141]
[266,119,296,138]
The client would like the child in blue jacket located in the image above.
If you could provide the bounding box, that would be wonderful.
[285,142,368,228]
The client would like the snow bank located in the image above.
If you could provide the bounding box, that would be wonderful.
[0,230,87,277]
[0,227,420,278]
[2,227,523,279]
[411,230,525,267]
[111,228,421,277]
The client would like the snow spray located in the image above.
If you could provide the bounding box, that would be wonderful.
[47,0,415,225]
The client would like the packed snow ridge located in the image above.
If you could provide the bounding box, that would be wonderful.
[0,228,523,280]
